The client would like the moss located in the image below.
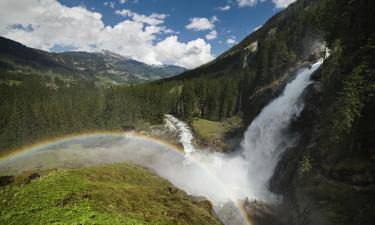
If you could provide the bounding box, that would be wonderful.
[0,163,222,225]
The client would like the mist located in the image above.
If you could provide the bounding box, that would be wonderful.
[0,61,323,225]
[164,60,322,203]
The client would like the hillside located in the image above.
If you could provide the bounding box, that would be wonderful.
[156,0,324,124]
[0,36,185,85]
[0,163,222,225]
[0,0,374,224]
[167,0,319,81]
[163,0,375,224]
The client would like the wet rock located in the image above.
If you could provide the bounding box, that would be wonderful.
[270,147,299,195]
[190,196,213,213]
[243,200,286,225]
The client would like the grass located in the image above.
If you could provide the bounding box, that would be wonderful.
[192,117,242,141]
[0,163,222,225]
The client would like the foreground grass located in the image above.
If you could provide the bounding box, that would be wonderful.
[0,163,222,225]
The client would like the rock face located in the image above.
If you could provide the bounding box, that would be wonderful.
[243,200,285,225]
[269,62,375,225]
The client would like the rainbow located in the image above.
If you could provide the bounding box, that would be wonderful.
[0,130,254,225]
[0,130,183,162]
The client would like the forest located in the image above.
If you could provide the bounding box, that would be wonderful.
[0,0,374,156]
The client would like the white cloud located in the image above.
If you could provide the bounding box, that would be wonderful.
[119,0,127,4]
[237,0,258,7]
[237,0,295,8]
[227,36,237,45]
[272,0,296,8]
[115,9,167,26]
[205,30,217,40]
[217,5,231,11]
[155,36,214,68]
[0,0,214,69]
[186,16,218,31]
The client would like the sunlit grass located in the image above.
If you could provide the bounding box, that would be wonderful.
[0,163,221,225]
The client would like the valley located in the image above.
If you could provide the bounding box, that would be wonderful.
[0,0,374,225]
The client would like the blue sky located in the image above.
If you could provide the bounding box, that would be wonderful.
[0,0,295,68]
[58,0,281,56]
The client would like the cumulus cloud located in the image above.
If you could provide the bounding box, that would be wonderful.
[205,30,218,40]
[0,0,214,69]
[237,0,295,8]
[155,36,214,68]
[115,9,167,26]
[217,5,231,11]
[186,16,218,31]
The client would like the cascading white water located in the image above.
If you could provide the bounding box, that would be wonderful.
[0,60,323,225]
[241,59,323,201]
[165,59,323,203]
[162,60,323,224]
[165,114,196,155]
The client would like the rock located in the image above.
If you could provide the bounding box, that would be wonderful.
[190,196,213,213]
[0,176,14,186]
[243,200,286,225]
[121,125,135,131]
[269,147,299,195]
[27,173,40,181]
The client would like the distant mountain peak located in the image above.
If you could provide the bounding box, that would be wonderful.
[99,50,129,61]
[0,36,187,85]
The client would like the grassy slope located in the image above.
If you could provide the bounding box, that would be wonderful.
[191,117,244,152]
[191,117,242,141]
[0,163,222,225]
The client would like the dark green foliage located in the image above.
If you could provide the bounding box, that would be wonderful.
[311,0,375,162]
[0,36,186,85]
[0,0,329,152]
[0,1,374,224]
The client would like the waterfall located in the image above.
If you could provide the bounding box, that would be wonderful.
[165,114,196,155]
[241,59,323,201]
[163,59,323,205]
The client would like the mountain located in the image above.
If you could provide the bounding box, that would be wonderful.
[160,0,375,224]
[0,36,186,84]
[160,0,323,124]
[167,0,319,83]
[0,0,374,225]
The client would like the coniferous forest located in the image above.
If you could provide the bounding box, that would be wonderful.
[1,0,374,155]
[0,0,375,225]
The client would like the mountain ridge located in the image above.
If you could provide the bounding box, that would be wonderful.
[0,36,186,84]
